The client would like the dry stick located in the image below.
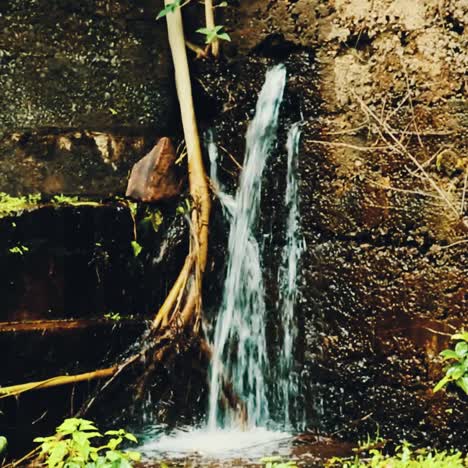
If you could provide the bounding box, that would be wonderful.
[204,0,219,57]
[460,166,468,215]
[353,92,459,217]
[0,367,117,399]
[309,140,388,152]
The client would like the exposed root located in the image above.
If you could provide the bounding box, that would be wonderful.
[0,367,117,399]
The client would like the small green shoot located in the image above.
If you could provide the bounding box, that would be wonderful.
[434,331,468,395]
[131,240,143,257]
[196,25,231,44]
[142,209,164,233]
[176,198,192,215]
[157,0,181,19]
[9,245,29,255]
[261,456,298,468]
[104,312,122,322]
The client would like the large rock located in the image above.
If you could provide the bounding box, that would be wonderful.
[126,137,183,202]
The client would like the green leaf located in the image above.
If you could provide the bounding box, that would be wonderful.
[126,450,141,461]
[48,440,68,467]
[124,433,138,443]
[107,437,123,451]
[105,450,121,462]
[454,341,468,358]
[433,375,450,393]
[157,0,181,19]
[0,436,7,455]
[451,331,468,342]
[131,240,142,257]
[196,25,231,44]
[440,349,459,360]
[217,32,231,41]
[455,376,468,395]
[446,365,464,380]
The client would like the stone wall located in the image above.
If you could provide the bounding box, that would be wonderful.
[0,0,176,195]
[200,0,467,449]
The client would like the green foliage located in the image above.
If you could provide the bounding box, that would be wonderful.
[34,418,141,468]
[8,245,29,255]
[141,209,164,233]
[0,436,7,455]
[434,331,468,395]
[104,312,122,321]
[176,198,191,215]
[196,25,231,44]
[0,192,41,217]
[156,0,181,19]
[261,456,297,468]
[131,240,143,257]
[52,195,100,207]
[326,442,467,468]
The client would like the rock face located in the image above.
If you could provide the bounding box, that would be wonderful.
[0,0,177,196]
[126,137,183,202]
[196,0,467,451]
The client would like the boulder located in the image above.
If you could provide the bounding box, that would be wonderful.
[126,137,183,202]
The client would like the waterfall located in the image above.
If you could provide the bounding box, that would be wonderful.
[208,64,287,429]
[276,123,304,428]
[141,65,304,460]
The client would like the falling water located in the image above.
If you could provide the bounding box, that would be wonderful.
[276,123,304,428]
[208,64,287,429]
[141,64,305,460]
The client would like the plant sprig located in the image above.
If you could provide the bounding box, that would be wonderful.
[196,25,231,44]
[434,331,468,395]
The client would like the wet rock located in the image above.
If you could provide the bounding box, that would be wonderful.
[126,137,183,202]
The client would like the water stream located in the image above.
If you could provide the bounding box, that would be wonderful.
[142,64,305,461]
[208,64,287,430]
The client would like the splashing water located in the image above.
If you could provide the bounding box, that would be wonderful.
[276,123,304,428]
[208,64,287,430]
[140,65,305,460]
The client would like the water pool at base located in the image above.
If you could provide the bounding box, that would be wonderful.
[138,427,354,467]
[140,427,292,459]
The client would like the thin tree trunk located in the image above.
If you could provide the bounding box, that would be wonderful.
[153,1,211,328]
[204,0,219,57]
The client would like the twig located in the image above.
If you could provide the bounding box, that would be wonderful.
[460,167,468,215]
[309,140,389,152]
[0,367,117,399]
[353,92,459,217]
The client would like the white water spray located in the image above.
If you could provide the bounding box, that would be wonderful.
[141,65,305,460]
[208,64,287,429]
[276,122,304,427]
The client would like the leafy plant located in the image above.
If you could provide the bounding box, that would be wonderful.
[326,442,467,467]
[434,331,468,395]
[196,25,230,44]
[261,456,297,468]
[34,418,141,468]
[0,192,41,217]
[0,436,7,455]
[141,209,164,233]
